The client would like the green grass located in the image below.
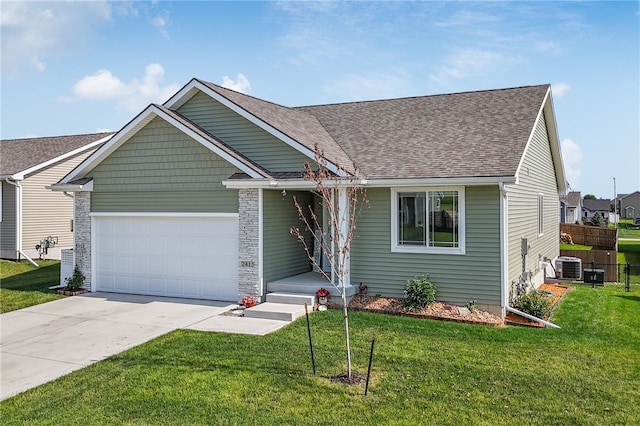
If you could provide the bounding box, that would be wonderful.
[0,260,63,313]
[2,285,639,425]
[611,218,640,238]
[617,240,640,265]
[560,243,593,250]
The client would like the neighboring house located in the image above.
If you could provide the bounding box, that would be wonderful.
[582,198,612,223]
[51,80,566,317]
[619,191,640,220]
[561,191,582,223]
[0,133,113,262]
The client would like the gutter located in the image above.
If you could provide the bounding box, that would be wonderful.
[4,178,39,267]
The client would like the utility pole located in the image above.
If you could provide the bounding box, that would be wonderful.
[614,177,618,228]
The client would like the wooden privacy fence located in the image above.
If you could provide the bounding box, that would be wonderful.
[559,249,618,282]
[560,224,617,250]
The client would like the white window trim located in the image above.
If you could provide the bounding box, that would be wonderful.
[538,193,544,237]
[390,186,466,255]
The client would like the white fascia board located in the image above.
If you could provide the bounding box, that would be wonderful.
[61,108,157,184]
[364,176,516,188]
[514,87,567,195]
[47,180,94,192]
[154,106,267,178]
[62,104,266,183]
[166,80,342,176]
[13,135,112,180]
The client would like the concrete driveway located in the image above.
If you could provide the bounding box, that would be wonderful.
[0,292,236,401]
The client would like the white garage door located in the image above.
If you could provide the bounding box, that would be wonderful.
[94,214,238,301]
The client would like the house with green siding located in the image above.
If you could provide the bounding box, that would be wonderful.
[51,79,566,317]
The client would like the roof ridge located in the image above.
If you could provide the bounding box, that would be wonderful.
[0,131,114,143]
[295,84,551,110]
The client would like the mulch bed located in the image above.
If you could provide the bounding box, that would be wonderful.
[505,283,572,327]
[343,295,505,327]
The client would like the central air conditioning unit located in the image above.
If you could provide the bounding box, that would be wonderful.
[60,249,75,286]
[555,256,582,280]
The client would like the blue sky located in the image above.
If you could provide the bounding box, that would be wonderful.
[1,1,638,198]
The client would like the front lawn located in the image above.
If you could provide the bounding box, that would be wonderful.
[0,260,63,313]
[2,285,638,425]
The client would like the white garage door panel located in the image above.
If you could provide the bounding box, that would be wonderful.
[94,216,238,301]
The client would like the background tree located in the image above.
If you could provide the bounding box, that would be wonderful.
[584,194,597,200]
[290,145,368,380]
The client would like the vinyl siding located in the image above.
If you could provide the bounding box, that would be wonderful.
[0,181,17,258]
[21,150,95,258]
[177,92,311,172]
[351,186,502,306]
[263,189,314,283]
[91,117,239,213]
[505,113,560,288]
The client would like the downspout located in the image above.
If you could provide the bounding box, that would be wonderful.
[500,182,559,329]
[506,306,561,329]
[5,178,38,267]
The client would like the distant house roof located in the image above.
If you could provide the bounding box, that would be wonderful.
[564,191,581,207]
[0,132,113,178]
[620,191,640,201]
[582,198,612,212]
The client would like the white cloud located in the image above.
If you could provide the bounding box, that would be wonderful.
[0,1,112,77]
[71,64,180,112]
[221,74,252,94]
[561,138,583,190]
[552,82,571,99]
[151,14,170,39]
[429,48,524,87]
[323,69,413,102]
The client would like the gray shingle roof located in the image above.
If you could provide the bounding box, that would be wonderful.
[195,82,550,180]
[296,85,550,180]
[0,132,113,176]
[582,198,612,212]
[565,191,582,207]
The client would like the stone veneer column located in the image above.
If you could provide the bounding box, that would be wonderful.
[238,188,260,299]
[74,192,92,289]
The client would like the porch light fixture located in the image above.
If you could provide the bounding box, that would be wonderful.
[281,189,287,197]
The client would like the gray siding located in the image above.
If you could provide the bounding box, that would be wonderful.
[21,150,94,259]
[263,189,314,283]
[178,92,311,172]
[91,117,239,213]
[351,186,502,306]
[0,181,17,258]
[505,113,560,288]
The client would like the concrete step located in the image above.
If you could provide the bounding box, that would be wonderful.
[244,302,307,322]
[267,282,357,298]
[266,292,316,306]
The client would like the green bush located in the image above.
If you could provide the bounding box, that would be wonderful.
[404,274,436,311]
[514,291,553,319]
[65,266,85,291]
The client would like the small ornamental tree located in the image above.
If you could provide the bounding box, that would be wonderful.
[290,144,368,380]
[592,211,606,227]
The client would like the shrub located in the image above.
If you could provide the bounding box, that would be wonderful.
[514,291,553,319]
[65,266,85,291]
[404,274,436,311]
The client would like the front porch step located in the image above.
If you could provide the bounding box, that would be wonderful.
[266,292,316,306]
[244,302,307,322]
[267,282,357,298]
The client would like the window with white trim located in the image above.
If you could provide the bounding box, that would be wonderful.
[392,187,465,254]
[538,193,544,236]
